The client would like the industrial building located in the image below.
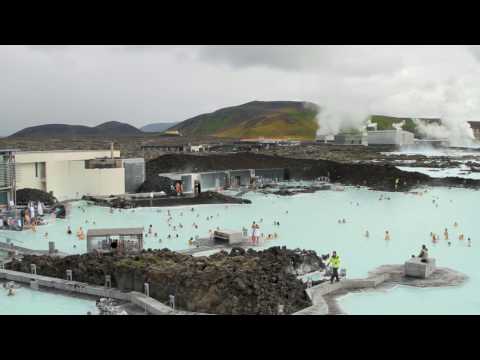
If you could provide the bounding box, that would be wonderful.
[334,131,367,146]
[367,130,415,146]
[4,148,144,202]
[315,134,334,143]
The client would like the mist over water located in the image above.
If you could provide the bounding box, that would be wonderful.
[384,145,480,157]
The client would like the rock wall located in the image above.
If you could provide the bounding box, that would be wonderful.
[7,246,323,315]
[145,153,480,192]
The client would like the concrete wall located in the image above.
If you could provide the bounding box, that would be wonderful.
[229,170,252,187]
[15,150,125,201]
[334,133,366,145]
[368,130,415,146]
[199,172,228,190]
[123,158,145,193]
[254,168,285,181]
[16,162,46,191]
[46,161,125,201]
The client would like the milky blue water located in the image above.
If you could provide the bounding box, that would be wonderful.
[1,180,479,314]
[397,165,480,180]
[0,282,97,315]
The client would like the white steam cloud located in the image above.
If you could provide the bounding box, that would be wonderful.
[413,118,475,147]
[315,106,369,136]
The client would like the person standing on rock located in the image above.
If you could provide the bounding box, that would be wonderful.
[327,251,341,284]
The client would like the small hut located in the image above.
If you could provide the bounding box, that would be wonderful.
[86,228,144,254]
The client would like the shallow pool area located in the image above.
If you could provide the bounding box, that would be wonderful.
[1,183,479,314]
[0,282,98,315]
[338,284,480,315]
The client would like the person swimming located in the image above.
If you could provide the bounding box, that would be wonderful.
[67,226,72,235]
[384,231,390,241]
[459,233,465,241]
[468,237,472,247]
[454,222,458,228]
[444,228,449,240]
[77,227,85,240]
[365,230,369,238]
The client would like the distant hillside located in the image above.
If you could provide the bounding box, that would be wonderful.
[141,122,179,133]
[169,101,319,140]
[370,115,441,138]
[10,121,143,138]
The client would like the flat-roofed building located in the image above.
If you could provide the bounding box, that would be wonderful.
[334,131,367,146]
[367,130,415,146]
[14,149,132,201]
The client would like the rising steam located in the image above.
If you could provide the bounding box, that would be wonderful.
[413,118,475,147]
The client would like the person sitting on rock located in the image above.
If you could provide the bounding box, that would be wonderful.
[417,245,429,263]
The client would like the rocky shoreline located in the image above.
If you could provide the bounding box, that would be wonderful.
[7,246,324,315]
[146,153,480,192]
[83,191,251,209]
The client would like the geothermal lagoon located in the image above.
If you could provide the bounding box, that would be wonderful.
[0,281,97,315]
[1,172,479,314]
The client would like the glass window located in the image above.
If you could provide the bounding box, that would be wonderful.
[35,163,39,178]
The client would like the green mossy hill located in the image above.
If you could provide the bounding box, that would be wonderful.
[170,101,319,140]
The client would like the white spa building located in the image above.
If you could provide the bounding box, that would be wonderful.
[3,149,145,203]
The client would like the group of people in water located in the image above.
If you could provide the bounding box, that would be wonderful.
[429,222,471,247]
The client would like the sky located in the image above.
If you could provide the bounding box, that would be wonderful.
[2,45,480,136]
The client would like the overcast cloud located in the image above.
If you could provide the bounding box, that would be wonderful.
[1,45,480,136]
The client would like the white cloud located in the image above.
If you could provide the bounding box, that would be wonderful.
[1,45,480,137]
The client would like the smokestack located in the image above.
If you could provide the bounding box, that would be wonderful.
[110,142,114,159]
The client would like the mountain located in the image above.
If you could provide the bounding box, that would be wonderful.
[10,121,143,138]
[93,121,143,136]
[141,122,179,133]
[169,101,319,140]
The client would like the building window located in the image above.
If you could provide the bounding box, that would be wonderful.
[35,163,39,178]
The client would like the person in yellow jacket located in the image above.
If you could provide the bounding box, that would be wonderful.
[327,251,341,284]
